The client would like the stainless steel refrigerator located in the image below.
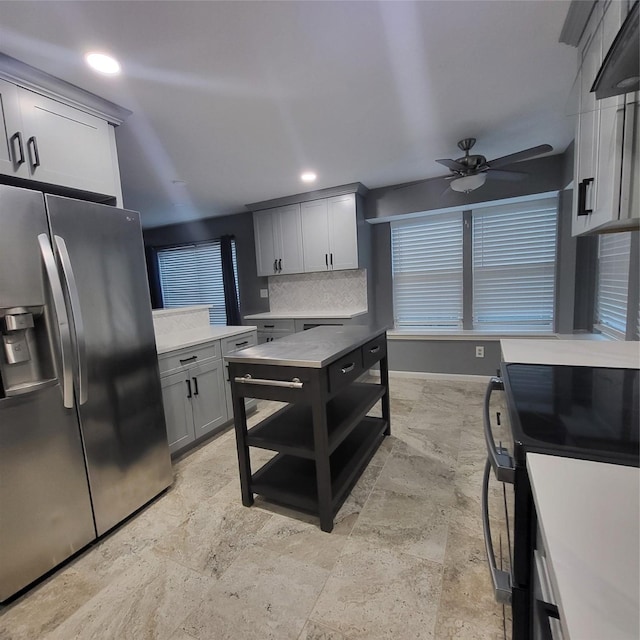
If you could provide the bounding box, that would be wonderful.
[0,184,172,601]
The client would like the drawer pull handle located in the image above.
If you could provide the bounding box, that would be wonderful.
[369,345,380,354]
[234,374,303,389]
[341,363,355,374]
[235,341,249,347]
[264,324,275,329]
[179,355,198,364]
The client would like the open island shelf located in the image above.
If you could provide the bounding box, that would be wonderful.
[226,325,390,532]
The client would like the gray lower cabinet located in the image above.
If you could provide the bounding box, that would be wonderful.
[159,343,229,455]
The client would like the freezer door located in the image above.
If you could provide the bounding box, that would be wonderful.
[45,195,172,536]
[0,185,95,601]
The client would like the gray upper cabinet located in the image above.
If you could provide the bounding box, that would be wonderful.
[0,56,129,201]
[0,82,118,197]
[255,191,360,276]
[253,204,304,276]
[300,194,358,272]
[572,1,639,235]
[17,88,117,196]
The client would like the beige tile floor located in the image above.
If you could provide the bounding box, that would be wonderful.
[0,375,512,640]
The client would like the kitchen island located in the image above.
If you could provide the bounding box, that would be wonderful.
[226,325,390,532]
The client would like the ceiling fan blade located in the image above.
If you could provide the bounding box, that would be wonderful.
[486,169,527,182]
[487,144,553,169]
[435,158,465,171]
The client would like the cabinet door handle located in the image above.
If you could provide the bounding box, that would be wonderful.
[273,259,278,273]
[186,379,192,398]
[10,132,25,166]
[27,136,40,169]
[179,355,198,364]
[341,362,355,374]
[192,377,199,396]
[235,341,249,347]
[330,253,333,267]
[577,177,594,216]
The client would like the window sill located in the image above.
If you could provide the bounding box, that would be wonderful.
[387,330,601,342]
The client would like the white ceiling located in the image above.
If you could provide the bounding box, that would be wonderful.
[0,0,577,228]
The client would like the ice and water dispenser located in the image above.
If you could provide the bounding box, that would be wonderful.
[0,305,56,398]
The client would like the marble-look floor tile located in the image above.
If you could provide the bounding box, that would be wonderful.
[181,545,330,640]
[351,487,451,564]
[309,538,443,639]
[151,483,273,578]
[434,528,507,639]
[375,440,455,501]
[44,551,218,640]
[298,620,349,640]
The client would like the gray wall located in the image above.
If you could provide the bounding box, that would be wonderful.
[365,155,565,222]
[365,149,587,375]
[143,211,269,319]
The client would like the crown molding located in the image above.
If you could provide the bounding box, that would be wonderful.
[0,53,132,125]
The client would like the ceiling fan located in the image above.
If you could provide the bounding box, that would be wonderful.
[434,138,553,193]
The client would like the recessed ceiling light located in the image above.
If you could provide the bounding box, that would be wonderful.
[300,172,317,183]
[85,52,121,75]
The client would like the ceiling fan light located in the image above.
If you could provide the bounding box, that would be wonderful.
[450,172,487,193]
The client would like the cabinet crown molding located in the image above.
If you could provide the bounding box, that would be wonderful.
[560,0,598,47]
[247,182,368,212]
[0,53,132,125]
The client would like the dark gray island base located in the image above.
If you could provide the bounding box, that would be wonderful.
[226,325,390,532]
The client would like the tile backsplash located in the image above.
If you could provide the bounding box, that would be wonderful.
[268,269,367,313]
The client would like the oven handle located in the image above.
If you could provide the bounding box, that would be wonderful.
[482,457,513,605]
[483,376,515,484]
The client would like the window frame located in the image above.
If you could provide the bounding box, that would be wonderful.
[155,238,239,326]
[390,195,559,334]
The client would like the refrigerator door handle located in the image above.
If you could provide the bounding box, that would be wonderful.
[54,235,88,405]
[37,233,74,409]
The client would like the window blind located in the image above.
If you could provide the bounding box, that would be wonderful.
[157,240,238,326]
[391,212,463,329]
[596,232,631,335]
[472,198,557,331]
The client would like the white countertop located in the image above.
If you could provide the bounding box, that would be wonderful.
[527,454,639,640]
[501,339,640,368]
[244,310,368,320]
[155,326,257,355]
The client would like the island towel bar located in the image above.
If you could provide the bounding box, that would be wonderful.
[234,375,303,389]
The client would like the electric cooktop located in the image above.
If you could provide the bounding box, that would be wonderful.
[502,363,639,467]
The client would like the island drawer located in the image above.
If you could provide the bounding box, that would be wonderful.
[158,341,221,374]
[328,348,364,393]
[361,334,386,369]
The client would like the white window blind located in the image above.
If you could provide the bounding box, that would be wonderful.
[596,232,631,335]
[157,240,238,326]
[472,198,557,331]
[391,212,463,329]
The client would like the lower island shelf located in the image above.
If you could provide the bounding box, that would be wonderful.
[226,325,391,532]
[252,416,387,516]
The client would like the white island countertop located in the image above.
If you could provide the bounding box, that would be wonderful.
[155,326,257,355]
[527,453,639,640]
[501,339,640,368]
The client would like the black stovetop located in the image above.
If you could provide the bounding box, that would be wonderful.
[503,363,639,467]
